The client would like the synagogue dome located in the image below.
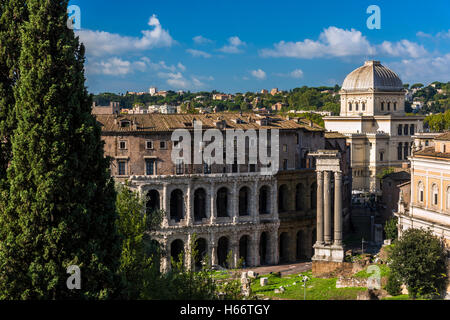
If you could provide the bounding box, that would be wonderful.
[341,60,403,92]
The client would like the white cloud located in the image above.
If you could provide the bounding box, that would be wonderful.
[260,26,427,59]
[219,36,246,54]
[186,49,212,58]
[379,40,427,59]
[87,57,185,76]
[157,71,212,89]
[251,69,266,80]
[417,30,450,39]
[389,54,450,83]
[260,27,374,59]
[193,35,213,44]
[76,14,174,57]
[177,62,186,72]
[290,69,304,78]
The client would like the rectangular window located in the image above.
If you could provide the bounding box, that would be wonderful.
[283,144,288,152]
[119,141,127,150]
[146,140,153,149]
[160,141,167,149]
[283,159,288,170]
[249,164,256,172]
[176,159,184,175]
[145,159,155,175]
[118,161,126,175]
[410,124,414,136]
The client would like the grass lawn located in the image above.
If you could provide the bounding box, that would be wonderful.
[251,272,366,300]
[382,295,410,300]
[353,264,391,279]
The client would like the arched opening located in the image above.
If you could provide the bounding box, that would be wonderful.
[217,187,229,217]
[170,239,184,266]
[194,238,208,270]
[312,228,316,246]
[194,188,207,222]
[170,189,184,222]
[296,231,304,260]
[239,235,250,267]
[295,183,304,211]
[432,184,439,206]
[279,232,290,263]
[418,181,424,202]
[259,186,270,215]
[278,185,288,213]
[239,187,250,216]
[259,232,268,265]
[310,182,317,209]
[217,236,229,267]
[146,189,160,215]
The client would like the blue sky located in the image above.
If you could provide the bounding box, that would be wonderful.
[69,0,450,94]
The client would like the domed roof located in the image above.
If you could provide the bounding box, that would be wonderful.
[341,61,403,92]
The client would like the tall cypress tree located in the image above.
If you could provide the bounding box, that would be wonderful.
[0,0,27,186]
[0,0,121,299]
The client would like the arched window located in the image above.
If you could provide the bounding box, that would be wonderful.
[310,182,317,209]
[194,188,207,221]
[355,102,359,111]
[418,181,424,203]
[446,187,450,211]
[362,102,366,111]
[170,189,184,222]
[381,102,384,111]
[404,124,408,136]
[239,186,250,216]
[348,102,352,111]
[278,185,288,212]
[398,124,402,136]
[394,102,397,111]
[259,186,271,215]
[217,187,229,217]
[410,124,415,135]
[432,184,439,206]
[387,102,391,111]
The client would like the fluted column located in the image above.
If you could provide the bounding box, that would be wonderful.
[334,171,343,246]
[162,184,169,227]
[186,183,193,226]
[316,171,324,245]
[324,171,332,244]
[209,184,216,224]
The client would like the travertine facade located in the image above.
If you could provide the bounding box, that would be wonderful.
[96,112,351,270]
[324,61,425,193]
[396,132,450,249]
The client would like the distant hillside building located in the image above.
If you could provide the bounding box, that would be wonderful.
[91,101,120,115]
[149,87,158,96]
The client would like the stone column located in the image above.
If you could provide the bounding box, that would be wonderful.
[185,234,192,270]
[186,183,193,226]
[252,181,259,223]
[250,233,260,267]
[209,184,216,224]
[162,184,169,227]
[161,240,171,273]
[232,181,238,223]
[324,171,332,244]
[210,238,217,266]
[334,171,343,246]
[231,236,239,268]
[316,171,324,245]
[270,231,279,265]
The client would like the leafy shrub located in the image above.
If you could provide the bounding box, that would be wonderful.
[386,272,402,296]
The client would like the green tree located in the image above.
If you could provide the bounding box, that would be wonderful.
[390,228,447,299]
[0,0,121,299]
[0,0,27,187]
[384,216,398,241]
[115,182,163,299]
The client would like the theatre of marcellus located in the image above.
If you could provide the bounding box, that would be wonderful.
[94,62,424,272]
